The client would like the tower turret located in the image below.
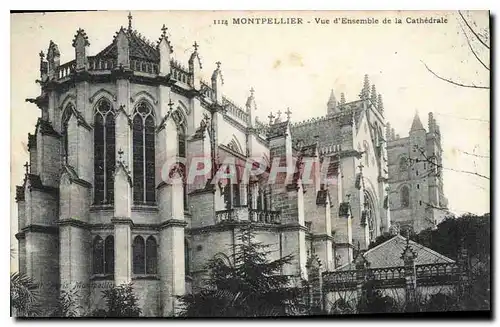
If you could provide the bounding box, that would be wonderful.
[327,89,338,115]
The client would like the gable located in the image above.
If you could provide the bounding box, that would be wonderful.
[336,235,455,271]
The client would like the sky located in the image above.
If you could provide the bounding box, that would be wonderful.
[10,11,490,265]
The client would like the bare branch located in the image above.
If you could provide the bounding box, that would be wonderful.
[421,61,490,89]
[458,11,490,50]
[458,149,490,159]
[434,112,489,123]
[409,145,490,181]
[459,20,490,71]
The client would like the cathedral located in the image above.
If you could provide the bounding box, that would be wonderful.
[14,14,447,316]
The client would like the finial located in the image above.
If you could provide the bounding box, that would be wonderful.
[267,111,275,125]
[193,41,199,51]
[285,107,292,121]
[118,148,124,161]
[276,110,282,120]
[216,61,221,69]
[346,193,351,202]
[23,162,30,175]
[168,97,174,111]
[39,51,45,60]
[128,12,133,31]
[161,24,168,38]
[250,87,255,97]
[358,163,364,172]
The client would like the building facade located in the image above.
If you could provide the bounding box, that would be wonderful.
[14,16,445,316]
[386,113,449,233]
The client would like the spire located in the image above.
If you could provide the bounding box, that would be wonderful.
[128,12,133,31]
[327,89,338,115]
[339,92,346,109]
[359,74,370,100]
[410,112,425,131]
[377,93,384,114]
[370,84,377,104]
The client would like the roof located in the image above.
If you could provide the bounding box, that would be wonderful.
[336,235,455,271]
[96,29,160,62]
[410,113,425,131]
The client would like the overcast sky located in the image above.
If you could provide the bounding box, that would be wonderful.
[10,11,490,260]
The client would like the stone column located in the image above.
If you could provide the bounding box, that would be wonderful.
[158,170,186,316]
[401,239,418,309]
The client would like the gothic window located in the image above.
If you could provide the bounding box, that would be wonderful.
[146,236,157,274]
[92,236,104,274]
[132,101,155,205]
[400,186,410,208]
[399,156,408,172]
[257,187,269,211]
[133,235,158,275]
[61,105,72,163]
[133,236,145,274]
[104,236,115,274]
[93,99,115,205]
[93,235,114,275]
[363,191,375,243]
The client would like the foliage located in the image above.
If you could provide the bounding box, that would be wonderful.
[10,272,41,317]
[358,282,400,314]
[91,283,142,317]
[49,286,83,317]
[177,224,308,317]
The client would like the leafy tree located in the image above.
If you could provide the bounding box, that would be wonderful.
[177,224,308,317]
[10,272,41,317]
[91,283,142,317]
[49,286,83,317]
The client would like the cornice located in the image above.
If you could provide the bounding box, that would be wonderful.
[159,219,188,230]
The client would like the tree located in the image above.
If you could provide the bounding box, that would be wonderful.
[10,272,41,317]
[177,224,307,317]
[423,11,489,89]
[91,283,142,317]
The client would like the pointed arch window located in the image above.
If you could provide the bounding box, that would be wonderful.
[133,236,145,274]
[61,105,72,163]
[146,236,157,274]
[363,191,375,243]
[399,157,408,172]
[92,235,114,275]
[401,186,410,208]
[104,236,115,274]
[132,235,158,275]
[93,99,115,205]
[132,101,156,205]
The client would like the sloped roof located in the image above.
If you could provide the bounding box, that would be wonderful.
[336,235,455,271]
[96,29,160,62]
[410,113,425,131]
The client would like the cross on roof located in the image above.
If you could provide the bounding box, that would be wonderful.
[118,148,124,161]
[161,24,168,37]
[39,51,44,59]
[276,110,282,119]
[268,112,275,125]
[285,107,292,120]
[216,61,221,69]
[128,12,133,31]
[193,41,199,51]
[23,162,30,175]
